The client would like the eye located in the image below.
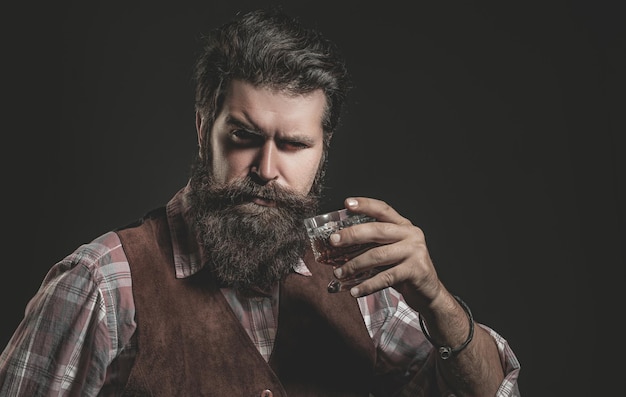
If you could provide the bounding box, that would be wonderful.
[230,129,263,146]
[278,139,310,151]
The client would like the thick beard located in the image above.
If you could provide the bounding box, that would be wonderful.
[187,157,321,293]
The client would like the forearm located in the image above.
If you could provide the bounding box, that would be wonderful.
[435,325,504,396]
[410,291,505,396]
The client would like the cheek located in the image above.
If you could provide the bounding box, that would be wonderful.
[285,153,323,193]
[211,150,249,183]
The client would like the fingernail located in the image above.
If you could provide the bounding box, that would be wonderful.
[350,287,360,297]
[330,233,340,243]
[334,268,342,278]
[346,198,358,208]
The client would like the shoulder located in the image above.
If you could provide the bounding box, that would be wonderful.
[41,231,133,318]
[53,231,129,283]
[39,230,135,342]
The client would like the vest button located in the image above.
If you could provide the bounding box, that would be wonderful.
[260,389,273,397]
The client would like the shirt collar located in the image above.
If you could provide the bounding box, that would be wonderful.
[166,182,312,279]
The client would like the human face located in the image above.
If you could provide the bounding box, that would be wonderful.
[196,80,326,206]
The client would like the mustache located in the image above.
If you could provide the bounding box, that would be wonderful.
[206,177,318,210]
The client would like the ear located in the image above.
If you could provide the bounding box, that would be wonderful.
[195,111,204,147]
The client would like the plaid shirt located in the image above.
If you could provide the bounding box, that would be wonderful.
[0,185,521,396]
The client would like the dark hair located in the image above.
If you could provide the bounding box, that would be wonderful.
[193,8,351,152]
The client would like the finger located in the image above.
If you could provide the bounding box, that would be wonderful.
[347,261,415,297]
[345,197,412,226]
[334,238,432,291]
[332,220,424,248]
[333,241,407,281]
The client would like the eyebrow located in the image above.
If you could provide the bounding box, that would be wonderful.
[225,115,260,133]
[224,115,318,145]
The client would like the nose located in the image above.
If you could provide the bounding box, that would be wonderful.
[251,141,279,182]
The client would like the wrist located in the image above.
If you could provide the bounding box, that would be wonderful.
[418,294,475,360]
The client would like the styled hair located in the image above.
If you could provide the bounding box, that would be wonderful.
[192,8,351,152]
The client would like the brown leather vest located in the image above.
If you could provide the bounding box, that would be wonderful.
[116,207,376,397]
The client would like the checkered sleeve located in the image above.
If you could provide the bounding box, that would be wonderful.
[359,288,521,396]
[0,231,135,397]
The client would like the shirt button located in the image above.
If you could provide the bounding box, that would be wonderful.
[260,389,273,397]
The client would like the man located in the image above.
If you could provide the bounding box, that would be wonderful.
[0,8,521,396]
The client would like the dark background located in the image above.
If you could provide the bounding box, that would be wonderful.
[2,1,624,395]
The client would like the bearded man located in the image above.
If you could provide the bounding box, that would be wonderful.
[0,8,521,397]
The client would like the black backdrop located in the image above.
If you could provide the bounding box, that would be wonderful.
[2,1,624,395]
